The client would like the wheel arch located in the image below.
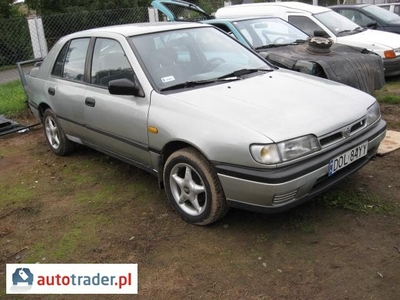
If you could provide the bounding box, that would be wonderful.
[38,103,52,123]
[157,140,212,190]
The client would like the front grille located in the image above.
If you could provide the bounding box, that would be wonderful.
[273,189,298,205]
[320,132,342,146]
[350,119,365,132]
[319,117,367,148]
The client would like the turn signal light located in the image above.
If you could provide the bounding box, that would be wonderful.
[148,126,158,134]
[384,50,396,58]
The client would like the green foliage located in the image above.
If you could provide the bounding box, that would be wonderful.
[0,16,33,66]
[373,79,400,104]
[42,7,149,49]
[376,94,400,105]
[317,189,397,215]
[0,80,27,116]
[0,0,18,19]
[25,0,150,15]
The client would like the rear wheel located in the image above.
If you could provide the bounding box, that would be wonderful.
[163,147,229,225]
[43,109,74,156]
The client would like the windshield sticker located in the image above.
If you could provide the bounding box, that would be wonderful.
[161,76,175,83]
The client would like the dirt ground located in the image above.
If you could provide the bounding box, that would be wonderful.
[0,104,399,299]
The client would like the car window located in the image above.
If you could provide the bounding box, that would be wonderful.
[160,3,209,21]
[336,9,374,27]
[91,38,134,87]
[288,16,324,36]
[52,38,90,81]
[212,23,234,36]
[363,4,400,22]
[395,6,400,15]
[52,41,70,77]
[379,5,390,11]
[131,27,269,90]
[314,11,358,36]
[233,18,309,48]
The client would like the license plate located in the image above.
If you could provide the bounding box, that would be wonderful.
[329,141,368,176]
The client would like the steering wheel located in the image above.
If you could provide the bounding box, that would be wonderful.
[272,37,287,44]
[201,57,226,72]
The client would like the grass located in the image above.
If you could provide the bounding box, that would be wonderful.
[0,80,27,116]
[0,65,17,72]
[317,188,398,215]
[374,79,400,104]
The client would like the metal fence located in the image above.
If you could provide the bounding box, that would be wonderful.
[0,6,149,84]
[0,0,394,85]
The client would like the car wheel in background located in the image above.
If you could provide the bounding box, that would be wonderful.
[163,147,229,225]
[43,109,75,156]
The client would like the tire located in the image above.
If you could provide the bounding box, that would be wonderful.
[43,109,75,156]
[163,147,229,225]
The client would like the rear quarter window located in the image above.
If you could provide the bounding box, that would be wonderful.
[51,38,90,81]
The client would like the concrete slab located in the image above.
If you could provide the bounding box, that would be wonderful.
[377,130,400,156]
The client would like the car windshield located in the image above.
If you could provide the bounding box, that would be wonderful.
[315,11,359,36]
[363,4,400,23]
[232,18,309,49]
[130,27,270,90]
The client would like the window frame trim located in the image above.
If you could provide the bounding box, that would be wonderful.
[50,37,91,83]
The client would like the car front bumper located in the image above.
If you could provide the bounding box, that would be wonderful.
[214,119,386,213]
[383,56,400,77]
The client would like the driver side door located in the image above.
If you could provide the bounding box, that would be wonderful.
[83,37,151,168]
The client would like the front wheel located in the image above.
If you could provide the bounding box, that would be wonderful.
[43,109,75,156]
[163,147,229,225]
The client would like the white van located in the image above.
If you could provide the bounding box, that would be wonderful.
[216,1,400,77]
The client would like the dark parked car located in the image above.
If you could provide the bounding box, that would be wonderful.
[330,4,400,34]
[152,0,385,93]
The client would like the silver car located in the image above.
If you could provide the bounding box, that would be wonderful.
[25,22,386,225]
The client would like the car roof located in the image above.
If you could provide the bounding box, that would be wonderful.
[216,1,330,16]
[330,4,371,9]
[204,16,282,23]
[64,21,208,38]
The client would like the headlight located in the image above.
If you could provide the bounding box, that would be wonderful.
[366,101,380,126]
[250,135,320,165]
[293,60,317,75]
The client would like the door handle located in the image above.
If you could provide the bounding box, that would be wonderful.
[85,97,96,107]
[48,87,55,96]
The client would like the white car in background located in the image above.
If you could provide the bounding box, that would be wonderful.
[216,1,400,77]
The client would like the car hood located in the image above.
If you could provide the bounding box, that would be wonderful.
[166,70,375,142]
[338,29,400,49]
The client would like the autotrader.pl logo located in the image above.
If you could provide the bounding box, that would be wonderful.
[6,264,138,294]
[11,268,34,292]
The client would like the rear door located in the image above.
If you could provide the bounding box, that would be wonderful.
[45,38,90,140]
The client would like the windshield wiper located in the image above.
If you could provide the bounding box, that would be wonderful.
[352,26,365,32]
[160,69,270,91]
[216,68,270,80]
[255,40,307,50]
[160,79,218,92]
[337,29,352,35]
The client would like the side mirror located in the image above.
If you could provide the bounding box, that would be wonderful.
[313,30,330,38]
[108,78,144,97]
[366,21,378,29]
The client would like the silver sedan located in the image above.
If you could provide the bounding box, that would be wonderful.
[25,22,386,225]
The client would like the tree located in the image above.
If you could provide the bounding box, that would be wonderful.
[0,0,20,18]
[24,0,151,15]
